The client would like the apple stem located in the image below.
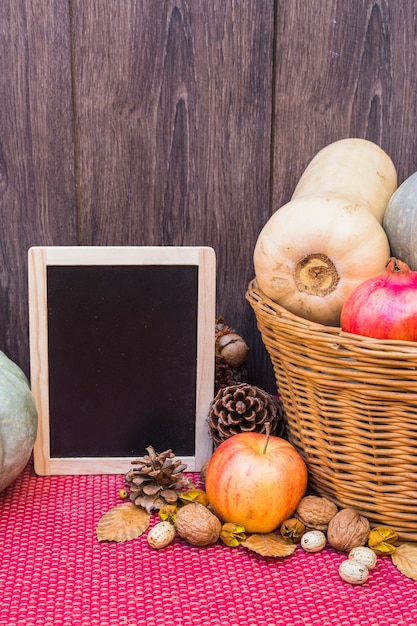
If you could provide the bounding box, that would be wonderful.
[262,422,271,454]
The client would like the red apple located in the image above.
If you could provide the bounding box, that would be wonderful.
[205,431,308,533]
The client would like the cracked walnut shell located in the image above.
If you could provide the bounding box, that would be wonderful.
[295,495,338,531]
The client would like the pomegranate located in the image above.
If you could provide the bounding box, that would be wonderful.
[340,257,417,341]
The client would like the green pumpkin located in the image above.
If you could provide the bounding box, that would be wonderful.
[0,351,38,493]
[383,171,417,271]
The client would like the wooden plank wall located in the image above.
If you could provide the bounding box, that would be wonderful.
[1,1,416,394]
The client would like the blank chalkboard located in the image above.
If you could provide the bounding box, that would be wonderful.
[28,246,216,475]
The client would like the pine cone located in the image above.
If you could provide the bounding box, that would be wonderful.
[208,383,285,447]
[125,446,194,513]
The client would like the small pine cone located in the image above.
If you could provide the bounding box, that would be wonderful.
[208,383,285,447]
[124,446,194,513]
[215,358,234,391]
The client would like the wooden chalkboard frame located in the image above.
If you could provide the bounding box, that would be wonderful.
[28,246,216,476]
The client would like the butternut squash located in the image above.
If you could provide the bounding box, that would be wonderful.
[253,195,390,326]
[292,138,397,223]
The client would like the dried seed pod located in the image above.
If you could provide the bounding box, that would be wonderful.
[327,508,370,553]
[220,522,246,547]
[295,495,338,531]
[280,518,306,543]
[147,521,176,549]
[174,502,221,547]
[339,559,369,585]
[367,526,398,556]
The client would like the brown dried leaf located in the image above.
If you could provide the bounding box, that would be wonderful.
[96,503,150,542]
[241,533,297,558]
[391,543,417,581]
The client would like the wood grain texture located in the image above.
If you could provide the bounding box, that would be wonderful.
[2,1,417,393]
[71,0,275,387]
[0,1,77,374]
[273,0,417,212]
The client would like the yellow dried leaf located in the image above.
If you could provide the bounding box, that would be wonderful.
[241,533,297,558]
[96,503,150,542]
[391,543,417,581]
[179,489,210,506]
[158,505,178,523]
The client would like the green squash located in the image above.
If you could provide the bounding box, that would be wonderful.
[383,172,417,270]
[0,351,37,492]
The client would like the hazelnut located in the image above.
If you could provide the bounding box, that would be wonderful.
[348,546,377,570]
[327,508,370,553]
[216,333,249,367]
[174,502,221,546]
[339,559,369,585]
[295,495,338,531]
[147,522,176,549]
[301,530,327,553]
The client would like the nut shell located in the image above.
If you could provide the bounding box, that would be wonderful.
[296,495,338,531]
[216,333,249,367]
[301,530,327,553]
[348,546,377,570]
[174,502,221,546]
[339,559,369,585]
[327,508,370,552]
[147,521,176,549]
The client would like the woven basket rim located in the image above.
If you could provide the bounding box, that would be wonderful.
[246,278,417,356]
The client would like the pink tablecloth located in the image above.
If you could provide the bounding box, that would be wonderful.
[0,462,416,626]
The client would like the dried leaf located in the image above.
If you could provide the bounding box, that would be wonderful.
[158,505,178,523]
[96,503,150,542]
[391,543,417,580]
[179,489,210,506]
[241,533,297,558]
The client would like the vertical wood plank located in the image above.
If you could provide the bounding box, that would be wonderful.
[268,0,417,391]
[71,0,275,387]
[0,1,76,374]
[273,0,417,211]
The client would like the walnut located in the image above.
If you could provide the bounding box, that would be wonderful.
[295,495,338,531]
[326,508,371,552]
[174,502,221,546]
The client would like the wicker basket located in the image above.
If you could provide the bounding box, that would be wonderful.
[246,278,417,541]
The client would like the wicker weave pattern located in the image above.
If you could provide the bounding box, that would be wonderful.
[246,279,417,541]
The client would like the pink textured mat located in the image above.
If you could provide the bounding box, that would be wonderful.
[1,462,417,626]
